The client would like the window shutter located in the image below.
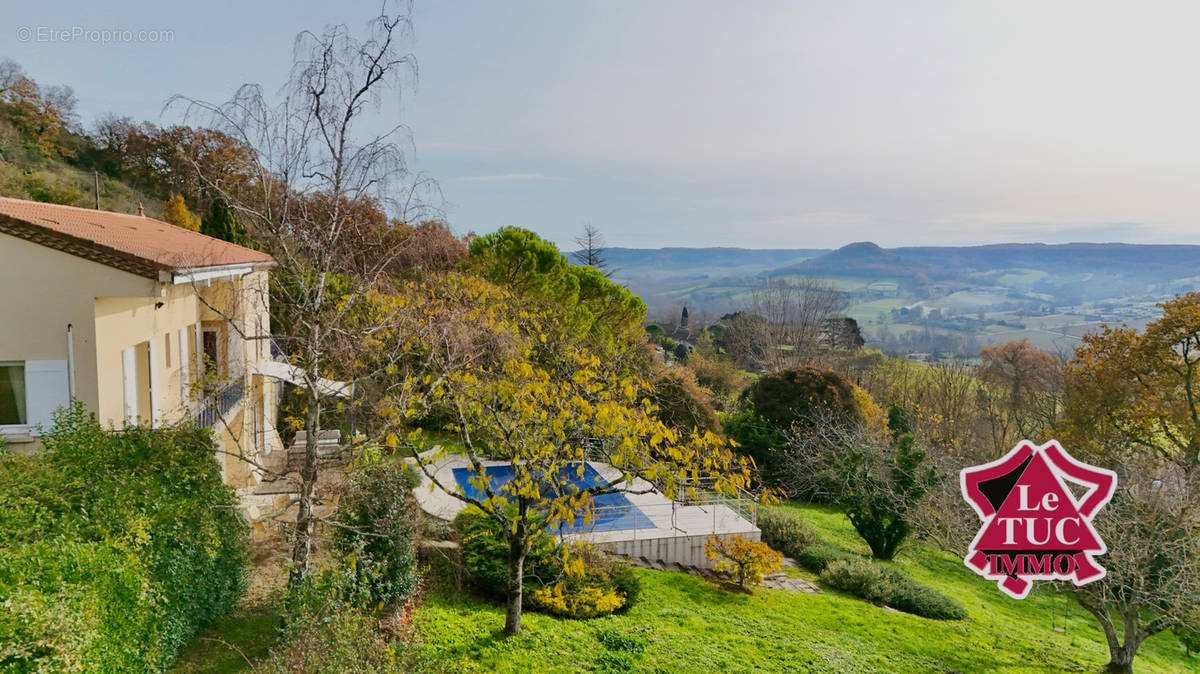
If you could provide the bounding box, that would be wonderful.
[123,346,137,426]
[178,327,190,405]
[24,360,69,433]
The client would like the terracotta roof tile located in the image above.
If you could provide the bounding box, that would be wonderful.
[0,196,275,271]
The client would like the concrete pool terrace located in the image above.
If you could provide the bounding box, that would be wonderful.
[411,450,761,569]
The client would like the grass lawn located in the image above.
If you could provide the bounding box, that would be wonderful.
[168,540,288,674]
[167,605,280,674]
[415,503,1194,673]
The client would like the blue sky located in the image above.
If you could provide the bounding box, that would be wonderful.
[5,1,1200,249]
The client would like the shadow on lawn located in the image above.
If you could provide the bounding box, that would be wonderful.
[167,606,280,674]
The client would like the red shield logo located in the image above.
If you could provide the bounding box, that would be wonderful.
[960,441,1116,599]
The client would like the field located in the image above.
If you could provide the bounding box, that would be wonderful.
[616,244,1200,357]
[413,503,1192,673]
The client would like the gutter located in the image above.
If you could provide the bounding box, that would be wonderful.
[167,262,272,285]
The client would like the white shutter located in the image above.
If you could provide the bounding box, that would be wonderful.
[122,346,137,426]
[148,338,160,428]
[24,359,69,433]
[178,327,190,405]
[194,323,203,376]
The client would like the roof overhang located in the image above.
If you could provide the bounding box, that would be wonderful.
[168,262,270,285]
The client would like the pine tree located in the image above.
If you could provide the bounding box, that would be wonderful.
[201,197,246,245]
[162,193,200,231]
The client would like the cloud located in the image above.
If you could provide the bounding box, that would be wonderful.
[459,172,562,183]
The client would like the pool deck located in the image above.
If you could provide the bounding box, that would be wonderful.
[410,450,759,546]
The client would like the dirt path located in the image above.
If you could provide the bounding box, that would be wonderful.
[168,538,290,673]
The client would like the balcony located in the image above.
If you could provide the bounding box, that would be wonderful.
[192,375,246,428]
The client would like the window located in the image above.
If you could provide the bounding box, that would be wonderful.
[0,362,26,425]
[202,329,220,372]
[0,360,66,431]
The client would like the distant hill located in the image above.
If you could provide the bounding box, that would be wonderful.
[894,243,1200,281]
[603,241,1200,327]
[770,241,944,281]
[772,241,1200,284]
[601,247,829,279]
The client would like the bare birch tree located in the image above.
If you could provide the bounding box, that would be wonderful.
[173,1,437,585]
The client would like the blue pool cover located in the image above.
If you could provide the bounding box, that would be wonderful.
[450,463,654,533]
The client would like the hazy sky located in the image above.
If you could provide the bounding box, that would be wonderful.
[4,0,1200,249]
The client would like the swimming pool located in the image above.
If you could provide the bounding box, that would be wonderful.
[450,462,654,533]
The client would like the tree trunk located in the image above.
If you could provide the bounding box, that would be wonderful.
[1105,611,1145,673]
[289,392,321,587]
[1105,646,1137,674]
[1084,599,1142,674]
[504,519,528,637]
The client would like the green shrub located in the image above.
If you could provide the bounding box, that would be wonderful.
[333,460,422,610]
[0,404,248,671]
[817,556,966,620]
[270,555,435,672]
[821,558,893,604]
[596,624,648,654]
[722,409,785,482]
[454,507,559,595]
[454,508,637,619]
[757,508,820,559]
[608,564,642,612]
[836,432,933,561]
[795,544,857,573]
[879,568,967,621]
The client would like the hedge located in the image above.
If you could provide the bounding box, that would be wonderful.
[794,544,858,574]
[756,507,820,559]
[0,405,248,671]
[819,558,966,620]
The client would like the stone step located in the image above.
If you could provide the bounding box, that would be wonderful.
[253,477,302,495]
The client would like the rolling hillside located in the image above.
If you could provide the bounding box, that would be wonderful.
[598,241,1200,356]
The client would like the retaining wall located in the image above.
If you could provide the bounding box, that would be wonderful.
[599,528,761,570]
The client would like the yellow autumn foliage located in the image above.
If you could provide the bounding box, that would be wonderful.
[528,581,626,618]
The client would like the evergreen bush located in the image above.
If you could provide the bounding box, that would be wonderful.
[0,405,248,671]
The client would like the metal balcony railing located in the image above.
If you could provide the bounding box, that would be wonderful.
[193,376,246,428]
